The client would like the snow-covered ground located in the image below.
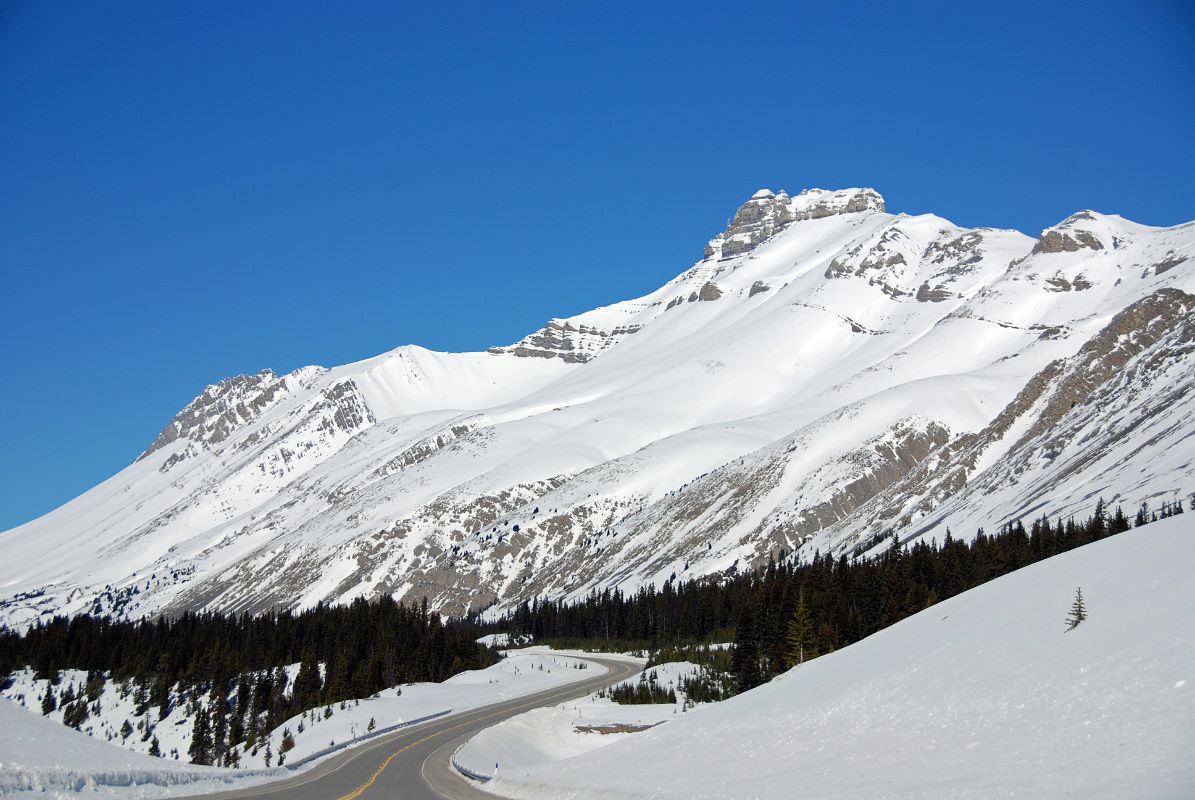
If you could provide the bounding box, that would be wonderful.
[0,648,628,796]
[478,516,1195,800]
[479,633,533,649]
[0,698,285,798]
[454,661,697,779]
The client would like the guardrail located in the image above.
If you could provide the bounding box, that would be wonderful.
[284,708,454,770]
[451,745,494,783]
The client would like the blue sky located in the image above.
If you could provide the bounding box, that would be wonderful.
[2,1,1193,531]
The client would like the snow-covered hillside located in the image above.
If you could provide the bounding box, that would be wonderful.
[478,515,1195,800]
[2,187,1193,627]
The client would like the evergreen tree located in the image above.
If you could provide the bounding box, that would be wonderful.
[1065,587,1088,631]
[188,706,214,765]
[211,692,229,766]
[784,587,818,668]
[148,735,162,757]
[292,654,322,710]
[1091,498,1108,538]
[325,652,352,704]
[730,606,761,692]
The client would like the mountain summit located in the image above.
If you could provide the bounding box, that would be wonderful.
[2,187,1192,629]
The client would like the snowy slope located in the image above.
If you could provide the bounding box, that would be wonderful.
[2,188,1194,627]
[479,516,1195,800]
[0,697,284,798]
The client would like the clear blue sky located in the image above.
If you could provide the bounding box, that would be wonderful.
[2,1,1193,531]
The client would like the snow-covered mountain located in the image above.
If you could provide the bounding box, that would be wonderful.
[2,187,1193,628]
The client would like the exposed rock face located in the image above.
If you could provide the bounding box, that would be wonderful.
[1032,213,1106,255]
[488,320,642,362]
[819,288,1195,548]
[923,231,985,269]
[705,187,885,260]
[915,282,952,302]
[707,189,798,260]
[1044,272,1094,292]
[697,282,723,301]
[748,280,771,297]
[1154,255,1187,276]
[824,225,914,297]
[791,187,885,220]
[139,368,319,459]
[369,423,476,481]
[588,417,954,586]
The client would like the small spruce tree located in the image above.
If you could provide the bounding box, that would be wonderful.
[1065,587,1088,631]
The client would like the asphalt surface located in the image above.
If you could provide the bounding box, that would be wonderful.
[179,653,641,800]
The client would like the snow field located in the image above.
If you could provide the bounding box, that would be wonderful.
[481,516,1195,800]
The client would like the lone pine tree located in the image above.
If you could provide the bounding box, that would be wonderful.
[1065,587,1088,631]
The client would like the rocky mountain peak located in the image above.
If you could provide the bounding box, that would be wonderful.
[138,368,295,459]
[705,187,886,260]
[1032,211,1108,255]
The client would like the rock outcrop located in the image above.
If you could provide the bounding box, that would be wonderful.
[488,320,642,362]
[1032,212,1106,255]
[705,187,885,260]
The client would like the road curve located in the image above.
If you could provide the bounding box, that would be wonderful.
[179,653,641,800]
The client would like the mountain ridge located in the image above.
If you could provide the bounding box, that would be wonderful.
[2,186,1192,630]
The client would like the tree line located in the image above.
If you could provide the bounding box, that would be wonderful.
[496,497,1186,693]
[0,595,497,765]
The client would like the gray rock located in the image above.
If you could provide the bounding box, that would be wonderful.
[1032,229,1104,255]
[708,187,886,261]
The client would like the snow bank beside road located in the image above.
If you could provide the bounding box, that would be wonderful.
[0,700,284,798]
[455,661,697,780]
[456,698,678,781]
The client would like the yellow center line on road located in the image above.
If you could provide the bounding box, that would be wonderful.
[335,662,633,800]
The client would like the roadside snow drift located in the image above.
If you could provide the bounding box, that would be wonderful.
[482,516,1195,800]
[0,699,284,798]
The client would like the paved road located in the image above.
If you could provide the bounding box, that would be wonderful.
[182,654,640,800]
